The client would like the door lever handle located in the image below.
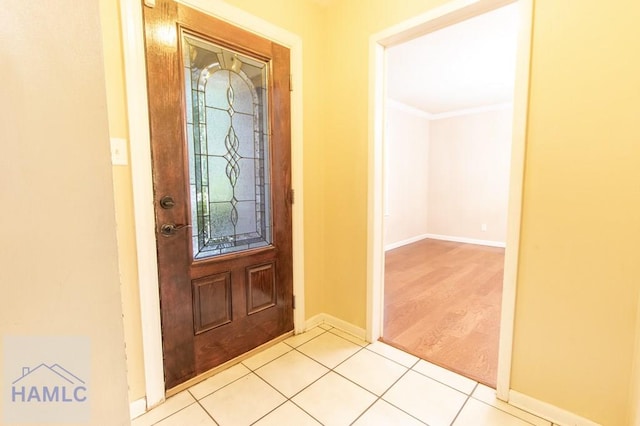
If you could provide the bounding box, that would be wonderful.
[160,223,191,237]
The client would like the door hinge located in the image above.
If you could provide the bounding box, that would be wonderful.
[289,188,295,205]
[143,0,156,7]
[289,74,293,92]
[292,294,296,309]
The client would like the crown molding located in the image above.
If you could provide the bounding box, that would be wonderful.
[387,98,513,120]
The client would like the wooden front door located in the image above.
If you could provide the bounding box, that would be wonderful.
[143,0,293,390]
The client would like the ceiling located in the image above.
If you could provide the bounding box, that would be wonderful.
[386,3,519,115]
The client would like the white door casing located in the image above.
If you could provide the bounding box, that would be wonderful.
[366,0,533,401]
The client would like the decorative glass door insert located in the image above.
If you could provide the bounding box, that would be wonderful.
[182,33,272,259]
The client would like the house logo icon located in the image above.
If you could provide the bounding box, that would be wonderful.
[11,363,88,403]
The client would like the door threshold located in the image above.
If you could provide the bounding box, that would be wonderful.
[165,330,295,397]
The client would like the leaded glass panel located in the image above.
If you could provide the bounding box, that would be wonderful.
[182,33,272,259]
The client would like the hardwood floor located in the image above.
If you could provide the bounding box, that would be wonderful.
[382,238,504,388]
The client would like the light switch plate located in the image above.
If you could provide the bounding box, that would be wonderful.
[110,138,128,166]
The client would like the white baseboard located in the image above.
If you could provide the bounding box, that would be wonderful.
[509,390,601,426]
[306,313,367,340]
[385,233,506,251]
[129,397,147,420]
[305,313,325,330]
[385,234,430,251]
[424,233,506,248]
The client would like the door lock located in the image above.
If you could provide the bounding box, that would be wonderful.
[160,196,176,209]
[160,223,191,237]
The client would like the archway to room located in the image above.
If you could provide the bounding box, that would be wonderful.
[368,0,532,397]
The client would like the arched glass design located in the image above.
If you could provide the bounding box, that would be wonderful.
[182,33,272,259]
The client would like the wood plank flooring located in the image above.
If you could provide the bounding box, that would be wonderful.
[382,238,504,388]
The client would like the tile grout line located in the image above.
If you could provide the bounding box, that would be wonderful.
[242,342,296,372]
[326,327,369,347]
[295,342,397,426]
[448,382,478,425]
[138,329,328,425]
[193,396,220,426]
[468,385,546,425]
[466,396,541,426]
[178,327,348,400]
[376,358,430,424]
[288,330,447,425]
[348,358,429,426]
[286,397,327,425]
[366,338,484,394]
[189,366,253,401]
[248,330,341,425]
[248,356,330,425]
[241,327,354,424]
[229,366,328,426]
[254,335,378,425]
[405,354,482,397]
[362,344,419,369]
[188,328,329,406]
[146,400,199,426]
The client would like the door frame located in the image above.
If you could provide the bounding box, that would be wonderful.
[120,0,305,408]
[366,0,533,401]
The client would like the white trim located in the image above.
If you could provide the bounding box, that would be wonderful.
[426,234,506,248]
[384,233,506,251]
[129,398,147,420]
[496,0,533,401]
[120,0,165,409]
[509,391,601,426]
[121,0,306,410]
[373,0,515,46]
[387,98,513,120]
[306,314,367,340]
[367,0,532,403]
[305,313,325,331]
[386,99,433,118]
[366,39,386,344]
[430,102,513,120]
[384,234,431,251]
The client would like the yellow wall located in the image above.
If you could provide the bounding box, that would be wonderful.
[102,0,640,423]
[0,0,130,423]
[511,1,640,424]
[321,0,450,328]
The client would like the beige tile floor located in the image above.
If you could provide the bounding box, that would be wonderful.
[132,325,554,426]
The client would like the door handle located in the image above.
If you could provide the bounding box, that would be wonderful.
[160,223,191,237]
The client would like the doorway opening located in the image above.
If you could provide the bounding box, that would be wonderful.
[382,3,518,388]
[367,0,532,400]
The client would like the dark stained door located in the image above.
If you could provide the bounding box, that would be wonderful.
[143,0,293,390]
